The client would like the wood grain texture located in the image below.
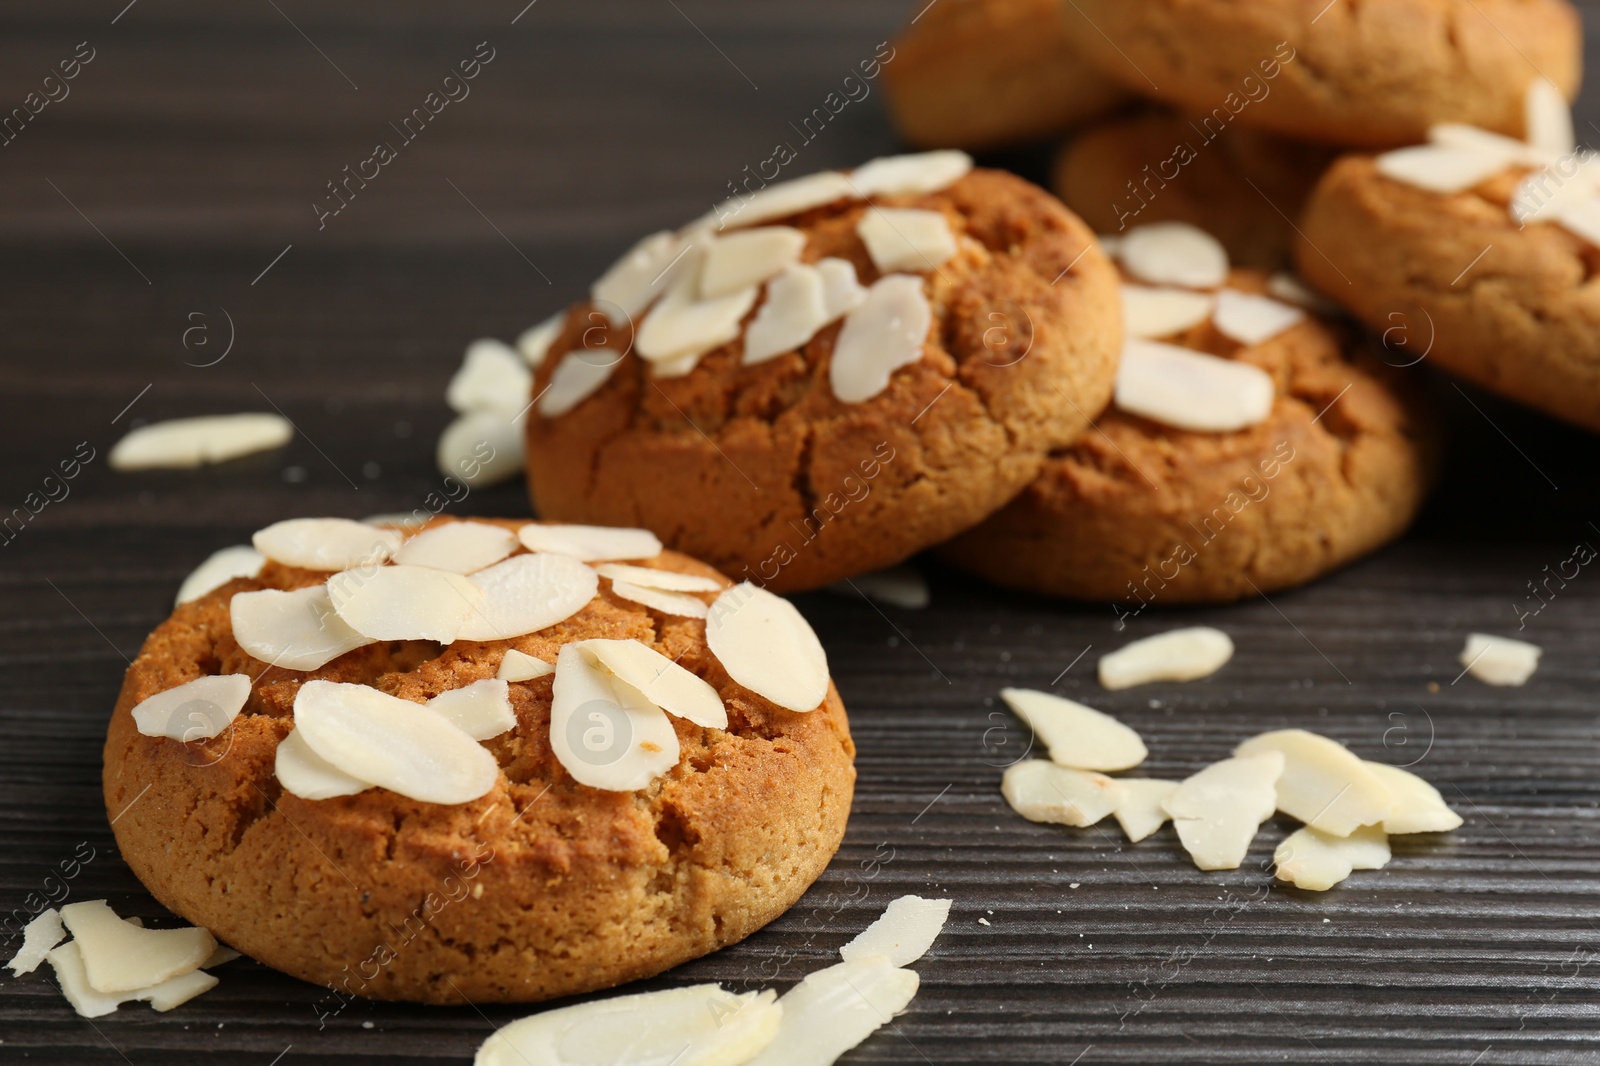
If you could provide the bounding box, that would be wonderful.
[3,1,1600,1062]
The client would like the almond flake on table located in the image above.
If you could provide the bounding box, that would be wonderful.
[1234,729,1394,836]
[817,256,868,319]
[1363,761,1463,834]
[549,644,680,791]
[745,957,919,1066]
[742,263,832,365]
[999,688,1146,772]
[230,584,375,671]
[447,338,532,421]
[131,674,252,741]
[1114,339,1275,432]
[175,545,264,605]
[497,648,554,682]
[293,680,499,805]
[699,226,807,298]
[455,552,600,641]
[1161,752,1284,871]
[1526,76,1576,157]
[594,563,722,593]
[829,274,931,403]
[706,582,830,712]
[252,517,403,571]
[850,149,973,197]
[1098,626,1234,689]
[591,230,694,326]
[425,678,517,740]
[392,520,518,574]
[518,523,663,561]
[108,413,293,471]
[828,564,930,609]
[856,207,957,273]
[1460,632,1541,686]
[48,940,218,1018]
[59,900,215,995]
[839,895,952,966]
[326,564,482,643]
[1112,778,1178,843]
[436,410,525,487]
[636,269,759,363]
[1374,144,1510,194]
[516,312,564,367]
[609,579,710,618]
[708,170,858,231]
[1274,824,1391,892]
[1212,289,1305,345]
[1001,760,1124,827]
[1117,222,1229,289]
[1121,284,1215,338]
[579,638,726,728]
[274,728,371,800]
[7,908,66,975]
[539,348,624,417]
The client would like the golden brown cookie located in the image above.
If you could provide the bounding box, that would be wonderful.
[1068,0,1580,147]
[882,0,1129,150]
[104,516,855,1004]
[525,158,1123,593]
[939,251,1438,608]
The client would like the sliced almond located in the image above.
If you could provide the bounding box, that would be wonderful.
[1375,144,1509,194]
[1162,752,1284,871]
[636,270,759,363]
[392,521,517,574]
[60,900,215,994]
[326,564,482,643]
[1112,778,1178,843]
[829,274,931,404]
[999,688,1146,772]
[1114,339,1275,432]
[549,644,680,791]
[706,582,829,712]
[1510,165,1597,223]
[436,410,525,487]
[1429,122,1550,168]
[131,674,252,741]
[743,263,831,365]
[516,312,564,368]
[580,638,726,729]
[1556,197,1600,247]
[817,256,867,319]
[498,648,554,682]
[293,680,499,805]
[447,339,532,420]
[252,517,402,572]
[1099,627,1234,689]
[1121,284,1215,338]
[591,230,693,326]
[610,579,710,618]
[1364,761,1463,834]
[1000,759,1124,827]
[200,945,241,969]
[1234,729,1395,836]
[700,226,807,299]
[850,150,972,197]
[1266,272,1339,315]
[538,348,624,417]
[518,523,663,562]
[1274,824,1390,892]
[710,170,857,231]
[7,908,66,976]
[857,207,957,273]
[839,895,951,966]
[1212,289,1306,345]
[650,350,705,379]
[108,413,292,470]
[47,940,217,1018]
[426,678,517,740]
[274,727,371,800]
[138,967,219,1012]
[456,552,600,642]
[175,545,264,605]
[1525,77,1575,157]
[1119,222,1229,289]
[364,512,430,530]
[594,563,722,593]
[746,957,918,1066]
[229,584,375,671]
[1461,632,1542,686]
[830,565,930,609]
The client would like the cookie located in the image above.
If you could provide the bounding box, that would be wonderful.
[882,0,1129,150]
[940,224,1438,607]
[1053,109,1334,269]
[103,516,855,1004]
[1068,0,1580,147]
[524,153,1123,593]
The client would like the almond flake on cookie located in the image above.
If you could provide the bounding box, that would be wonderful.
[175,545,264,605]
[230,584,375,671]
[829,274,931,403]
[699,226,807,298]
[549,644,680,791]
[1000,688,1146,772]
[591,230,694,326]
[817,256,868,318]
[747,957,919,1066]
[850,150,973,197]
[1121,284,1215,338]
[710,170,858,232]
[436,410,525,487]
[857,207,957,273]
[594,563,722,593]
[1364,761,1462,834]
[609,579,711,618]
[274,728,371,800]
[706,582,829,712]
[326,564,483,643]
[636,268,760,363]
[293,680,499,805]
[131,674,252,741]
[1212,289,1305,345]
[1235,729,1395,837]
[108,413,293,471]
[1114,339,1275,433]
[1161,752,1284,871]
[742,263,832,365]
[447,339,532,421]
[7,909,66,976]
[1525,77,1575,157]
[516,312,564,368]
[518,523,663,561]
[579,638,727,729]
[392,521,518,574]
[1510,165,1597,223]
[1460,632,1541,686]
[1274,824,1390,892]
[1556,198,1600,247]
[1266,272,1338,314]
[252,517,403,572]
[1001,760,1124,827]
[498,648,554,682]
[1118,221,1229,289]
[839,895,951,966]
[59,900,215,995]
[1428,122,1550,168]
[539,348,624,417]
[456,552,600,641]
[650,351,704,378]
[425,678,517,740]
[1374,144,1509,194]
[1112,778,1178,843]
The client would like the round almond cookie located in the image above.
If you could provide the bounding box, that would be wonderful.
[103,516,855,1004]
[524,153,1122,593]
[939,223,1439,606]
[882,0,1130,151]
[1069,0,1580,148]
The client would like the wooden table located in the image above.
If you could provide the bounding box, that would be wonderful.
[3,2,1599,1061]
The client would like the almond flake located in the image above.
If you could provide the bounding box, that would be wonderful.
[326,564,482,643]
[1114,340,1275,432]
[1234,729,1395,836]
[610,580,710,618]
[131,674,251,741]
[594,563,723,593]
[1212,289,1306,345]
[1556,197,1600,247]
[436,410,525,487]
[539,348,624,417]
[274,728,371,800]
[476,984,781,1066]
[1510,165,1597,223]
[1266,272,1339,314]
[710,170,857,231]
[498,649,554,682]
[743,263,831,365]
[1460,632,1541,686]
[591,230,693,326]
[1098,233,1124,256]
[1001,759,1124,827]
[636,269,759,363]
[229,584,375,671]
[1119,222,1229,289]
[706,582,829,712]
[47,939,218,1017]
[857,207,957,273]
[1376,144,1510,194]
[650,351,704,378]
[817,256,868,319]
[1525,77,1574,157]
[364,512,430,530]
[60,900,215,994]
[1000,688,1147,771]
[580,638,726,729]
[448,339,532,420]
[700,226,807,299]
[393,521,517,574]
[839,895,951,966]
[200,945,241,969]
[1429,122,1550,168]
[1099,626,1235,689]
[1364,761,1463,834]
[829,565,930,609]
[549,644,680,791]
[746,957,919,1066]
[517,313,564,367]
[1162,752,1284,871]
[1122,284,1215,338]
[175,545,264,605]
[1112,778,1178,843]
[518,523,662,562]
[252,517,403,572]
[426,678,517,740]
[456,552,600,641]
[829,274,931,403]
[850,150,973,197]
[1274,824,1390,892]
[294,680,499,805]
[108,413,293,470]
[7,908,66,975]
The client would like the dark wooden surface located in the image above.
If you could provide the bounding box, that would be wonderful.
[4,2,1600,1062]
